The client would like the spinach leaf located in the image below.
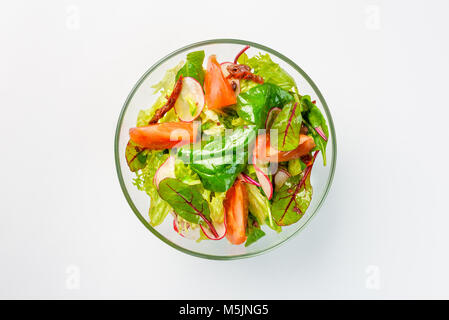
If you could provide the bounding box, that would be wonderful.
[236,83,294,129]
[245,214,266,247]
[158,178,213,227]
[245,228,266,247]
[271,101,302,151]
[125,140,148,172]
[271,171,313,226]
[301,96,329,165]
[175,50,205,85]
[178,126,257,192]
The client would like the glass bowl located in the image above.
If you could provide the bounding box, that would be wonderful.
[114,39,336,260]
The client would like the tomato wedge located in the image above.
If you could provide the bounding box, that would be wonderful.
[129,122,198,150]
[254,133,315,163]
[224,179,248,245]
[204,55,237,110]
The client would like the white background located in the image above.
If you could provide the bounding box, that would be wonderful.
[1,0,448,299]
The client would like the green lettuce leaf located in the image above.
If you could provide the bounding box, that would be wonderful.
[301,96,329,165]
[236,83,294,129]
[136,62,183,126]
[245,183,273,226]
[175,159,201,186]
[239,79,259,94]
[158,178,213,227]
[201,190,226,224]
[288,158,306,176]
[125,140,148,172]
[175,159,225,223]
[178,126,257,192]
[245,53,296,91]
[152,61,184,95]
[271,172,313,226]
[133,151,172,227]
[200,109,226,135]
[245,214,266,247]
[271,101,302,151]
[176,50,205,85]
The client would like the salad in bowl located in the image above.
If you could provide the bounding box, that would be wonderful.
[117,40,335,257]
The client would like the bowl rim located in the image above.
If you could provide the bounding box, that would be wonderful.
[114,38,337,260]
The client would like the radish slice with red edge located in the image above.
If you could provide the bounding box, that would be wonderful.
[153,156,175,188]
[173,213,201,240]
[274,168,291,191]
[220,62,240,96]
[252,153,273,200]
[220,62,232,77]
[174,77,204,122]
[200,217,227,240]
[265,107,281,130]
[255,166,273,200]
[173,218,181,236]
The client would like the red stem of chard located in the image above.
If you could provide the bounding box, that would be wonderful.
[234,45,250,64]
[240,173,261,187]
[167,184,218,238]
[314,126,328,142]
[278,151,319,224]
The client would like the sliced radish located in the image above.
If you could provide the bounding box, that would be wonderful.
[173,213,201,240]
[153,156,175,188]
[220,62,240,96]
[265,107,281,130]
[174,77,204,122]
[220,62,232,77]
[252,153,273,200]
[254,166,273,200]
[200,217,227,240]
[274,168,291,191]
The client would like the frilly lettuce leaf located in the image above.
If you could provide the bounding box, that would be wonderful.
[200,109,226,135]
[175,159,201,186]
[245,183,272,226]
[239,52,296,91]
[133,151,172,227]
[152,60,184,95]
[136,61,184,126]
[239,79,259,94]
[201,190,226,224]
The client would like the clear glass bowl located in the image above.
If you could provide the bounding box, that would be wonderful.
[114,39,337,260]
